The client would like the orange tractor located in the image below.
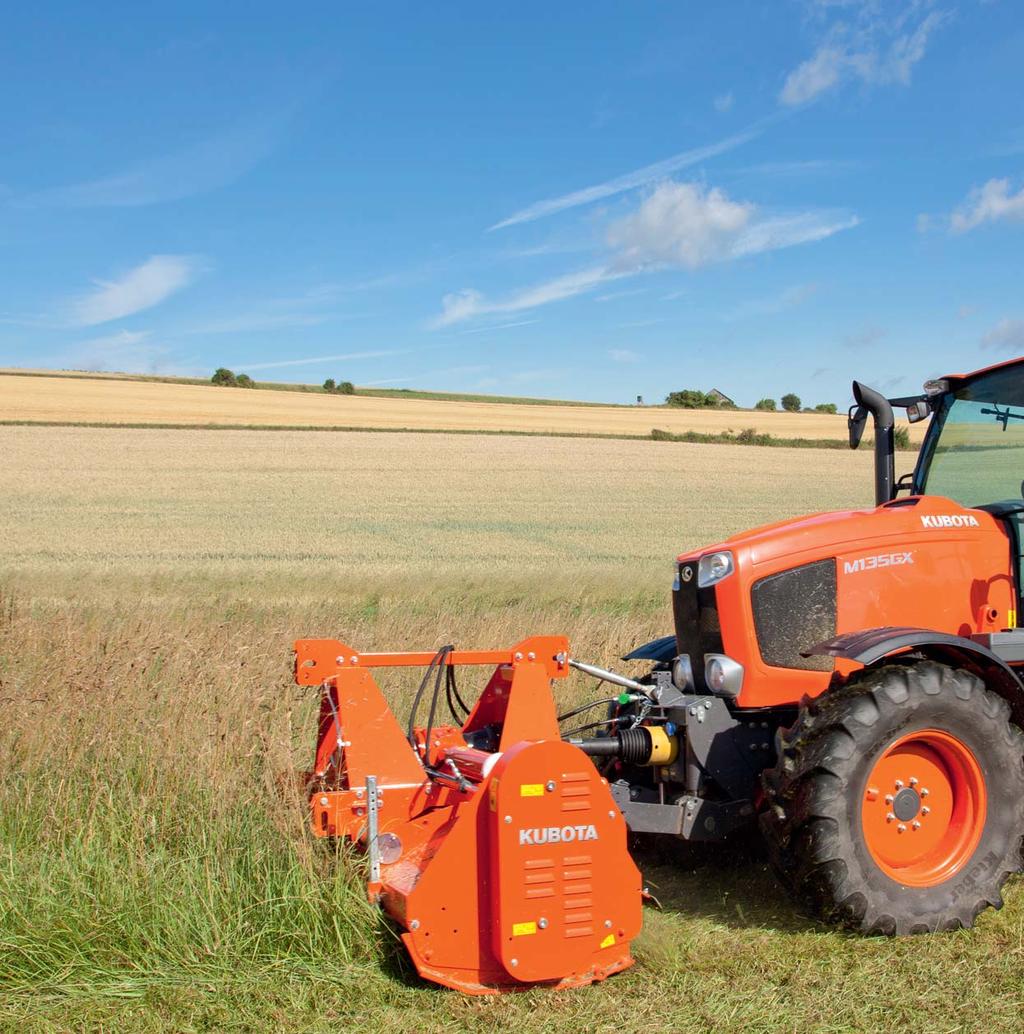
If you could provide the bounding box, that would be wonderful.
[296,356,1024,993]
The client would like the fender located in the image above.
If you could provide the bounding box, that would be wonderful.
[806,625,1024,727]
[622,634,676,663]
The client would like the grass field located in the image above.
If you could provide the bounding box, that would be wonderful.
[0,371,924,443]
[3,426,1018,1034]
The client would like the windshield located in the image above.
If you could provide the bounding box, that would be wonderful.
[917,364,1024,508]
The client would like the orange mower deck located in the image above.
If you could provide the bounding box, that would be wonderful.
[294,635,643,995]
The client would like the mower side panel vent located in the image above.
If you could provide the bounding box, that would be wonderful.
[752,559,837,672]
[489,741,641,985]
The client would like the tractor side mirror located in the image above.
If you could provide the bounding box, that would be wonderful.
[906,400,930,423]
[848,404,868,449]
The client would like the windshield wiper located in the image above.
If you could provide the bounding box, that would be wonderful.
[981,404,1024,431]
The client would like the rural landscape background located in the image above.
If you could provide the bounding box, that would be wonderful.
[2,372,1021,1033]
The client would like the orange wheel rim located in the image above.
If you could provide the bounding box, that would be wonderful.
[860,729,987,887]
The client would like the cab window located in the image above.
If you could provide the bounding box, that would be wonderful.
[918,366,1024,508]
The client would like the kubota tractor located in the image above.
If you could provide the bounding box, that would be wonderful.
[297,356,1024,994]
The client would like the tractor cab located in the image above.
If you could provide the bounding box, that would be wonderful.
[911,358,1024,518]
[853,355,1024,511]
[857,357,1024,628]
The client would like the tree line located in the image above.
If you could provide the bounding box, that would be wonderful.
[210,368,355,395]
[665,388,836,414]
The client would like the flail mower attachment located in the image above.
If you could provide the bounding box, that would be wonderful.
[294,635,642,995]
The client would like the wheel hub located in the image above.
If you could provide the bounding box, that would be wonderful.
[892,786,921,822]
[861,729,986,887]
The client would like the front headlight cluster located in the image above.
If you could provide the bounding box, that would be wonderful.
[697,550,734,588]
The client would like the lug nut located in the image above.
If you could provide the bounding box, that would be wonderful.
[885,794,894,804]
[921,788,929,797]
[909,777,918,786]
[895,780,904,789]
[897,824,907,833]
[912,821,921,830]
[886,812,895,822]
[921,806,930,816]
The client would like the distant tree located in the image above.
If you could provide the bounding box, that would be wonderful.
[235,373,255,388]
[814,402,838,414]
[781,393,802,412]
[894,426,911,450]
[666,389,710,408]
[211,367,237,386]
[338,381,355,395]
[754,398,777,411]
[323,378,336,393]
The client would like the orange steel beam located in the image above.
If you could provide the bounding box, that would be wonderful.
[295,636,570,686]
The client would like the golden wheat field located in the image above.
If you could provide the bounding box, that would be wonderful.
[6,425,1021,1034]
[1,425,879,591]
[0,371,924,442]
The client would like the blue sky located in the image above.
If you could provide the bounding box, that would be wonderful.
[1,1,1023,407]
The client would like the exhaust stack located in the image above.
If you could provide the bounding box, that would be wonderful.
[849,380,896,506]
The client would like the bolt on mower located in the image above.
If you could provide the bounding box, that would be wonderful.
[296,357,1024,993]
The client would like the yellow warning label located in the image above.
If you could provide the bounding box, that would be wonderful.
[600,933,616,949]
[1010,609,1017,628]
[512,921,537,937]
[520,783,544,797]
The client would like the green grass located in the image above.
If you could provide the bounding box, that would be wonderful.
[1,585,1022,1033]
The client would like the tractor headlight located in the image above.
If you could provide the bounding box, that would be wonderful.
[672,653,694,691]
[697,550,734,588]
[704,654,743,697]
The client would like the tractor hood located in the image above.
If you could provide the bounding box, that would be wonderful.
[677,494,999,573]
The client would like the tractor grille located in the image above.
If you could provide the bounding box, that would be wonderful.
[751,559,836,671]
[673,561,723,691]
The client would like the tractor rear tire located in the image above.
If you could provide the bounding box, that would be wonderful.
[760,660,1024,934]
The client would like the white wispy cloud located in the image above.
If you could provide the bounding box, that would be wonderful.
[432,267,626,327]
[69,255,199,326]
[608,349,641,363]
[950,178,1024,233]
[457,319,539,334]
[435,180,856,327]
[22,117,281,208]
[713,92,735,113]
[726,282,820,321]
[607,181,858,270]
[780,4,948,106]
[242,349,407,371]
[981,319,1024,351]
[488,124,763,230]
